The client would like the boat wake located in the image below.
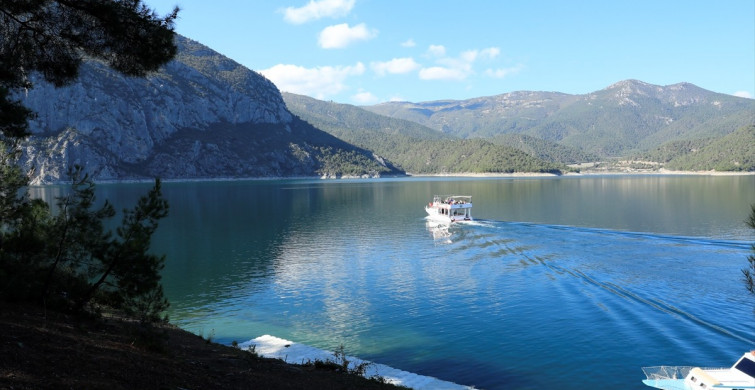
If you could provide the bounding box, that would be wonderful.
[441,219,754,347]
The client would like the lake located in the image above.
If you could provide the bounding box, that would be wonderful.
[34,175,755,389]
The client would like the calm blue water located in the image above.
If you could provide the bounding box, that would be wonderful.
[35,175,755,389]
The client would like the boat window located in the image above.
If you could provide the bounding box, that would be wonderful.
[734,357,755,378]
[690,376,697,382]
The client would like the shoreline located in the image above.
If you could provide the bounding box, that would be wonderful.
[241,335,473,389]
[27,169,754,186]
[407,169,755,178]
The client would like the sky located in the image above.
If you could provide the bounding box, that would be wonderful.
[145,0,755,105]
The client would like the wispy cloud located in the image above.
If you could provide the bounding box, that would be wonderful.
[371,57,421,76]
[485,64,524,79]
[282,0,355,24]
[260,62,365,99]
[318,23,377,49]
[733,90,753,99]
[480,47,500,59]
[418,46,503,81]
[419,66,467,81]
[352,89,379,104]
[401,39,416,48]
[427,45,446,57]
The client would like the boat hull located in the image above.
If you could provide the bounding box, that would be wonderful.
[425,206,473,223]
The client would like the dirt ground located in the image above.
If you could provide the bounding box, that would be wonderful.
[0,302,404,389]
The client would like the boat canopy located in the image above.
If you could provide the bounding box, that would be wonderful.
[433,195,472,204]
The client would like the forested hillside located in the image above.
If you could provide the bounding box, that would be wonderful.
[283,93,566,174]
[661,125,755,171]
[364,80,755,160]
[490,134,599,164]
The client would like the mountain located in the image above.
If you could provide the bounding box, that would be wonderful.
[643,124,755,171]
[489,134,599,164]
[15,33,753,181]
[17,36,400,184]
[364,80,755,159]
[282,93,567,175]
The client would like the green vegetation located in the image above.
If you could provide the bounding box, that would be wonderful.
[634,125,755,171]
[374,138,565,174]
[491,133,599,164]
[0,1,177,323]
[0,161,170,321]
[0,0,178,138]
[300,345,408,388]
[635,138,715,163]
[363,81,755,161]
[744,204,755,299]
[140,118,399,179]
[283,93,567,174]
[664,125,755,171]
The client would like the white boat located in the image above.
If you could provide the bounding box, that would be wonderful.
[425,195,472,223]
[641,351,755,390]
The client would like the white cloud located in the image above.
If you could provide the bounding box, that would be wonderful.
[282,0,355,24]
[484,64,523,79]
[733,90,753,99]
[352,90,379,104]
[419,66,467,81]
[456,47,500,64]
[480,47,500,59]
[427,45,446,57]
[318,23,377,49]
[460,50,478,63]
[371,57,421,76]
[260,62,365,99]
[401,39,416,48]
[419,45,508,82]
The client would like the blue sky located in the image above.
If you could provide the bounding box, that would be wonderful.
[146,0,755,104]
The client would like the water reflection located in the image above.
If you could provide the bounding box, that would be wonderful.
[28,175,755,390]
[426,220,452,242]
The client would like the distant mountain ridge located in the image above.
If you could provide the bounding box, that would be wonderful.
[18,36,399,183]
[282,93,567,175]
[363,80,755,158]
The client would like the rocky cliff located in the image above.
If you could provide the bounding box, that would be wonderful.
[18,35,397,183]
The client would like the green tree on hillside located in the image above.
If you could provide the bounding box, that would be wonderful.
[0,0,177,322]
[0,0,178,138]
[744,205,755,299]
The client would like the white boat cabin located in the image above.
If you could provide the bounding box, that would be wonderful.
[425,195,473,223]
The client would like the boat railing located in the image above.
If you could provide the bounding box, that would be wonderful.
[433,195,472,204]
[641,366,694,380]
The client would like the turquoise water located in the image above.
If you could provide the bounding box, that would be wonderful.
[42,175,755,389]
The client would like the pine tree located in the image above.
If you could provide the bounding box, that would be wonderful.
[0,1,177,322]
[744,205,755,298]
[78,178,170,322]
[0,0,178,138]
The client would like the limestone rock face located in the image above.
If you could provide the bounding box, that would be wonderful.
[17,36,389,184]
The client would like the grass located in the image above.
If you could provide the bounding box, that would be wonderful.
[299,344,410,388]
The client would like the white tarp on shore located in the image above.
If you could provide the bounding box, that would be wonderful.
[239,335,474,390]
